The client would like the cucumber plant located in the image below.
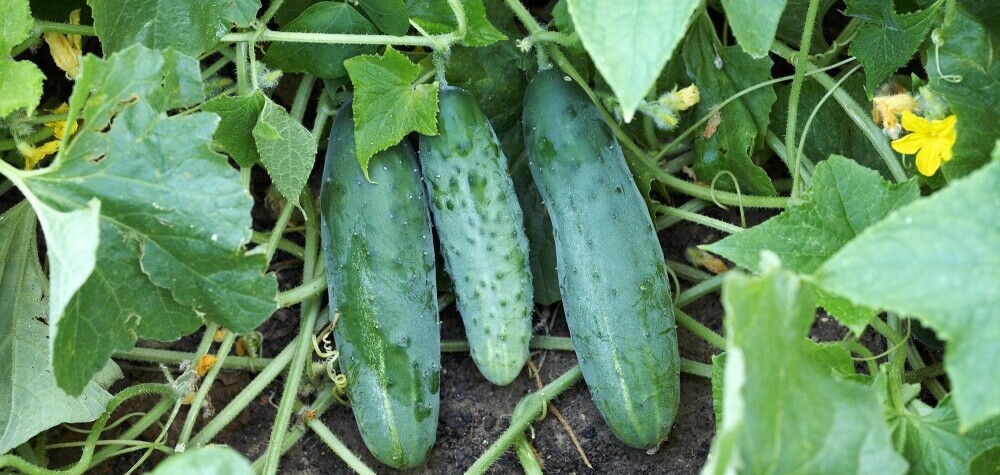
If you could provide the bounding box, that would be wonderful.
[0,0,995,473]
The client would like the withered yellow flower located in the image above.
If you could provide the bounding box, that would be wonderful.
[43,9,83,78]
[872,92,916,139]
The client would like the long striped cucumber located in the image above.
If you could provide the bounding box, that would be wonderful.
[522,69,680,449]
[319,104,440,469]
[418,86,533,386]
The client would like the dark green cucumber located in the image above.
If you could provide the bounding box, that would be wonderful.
[418,86,533,386]
[510,152,561,305]
[522,69,680,449]
[320,104,439,469]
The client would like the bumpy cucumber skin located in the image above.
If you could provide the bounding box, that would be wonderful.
[418,87,533,386]
[522,69,680,449]
[320,105,440,469]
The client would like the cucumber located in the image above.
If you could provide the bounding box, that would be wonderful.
[510,152,561,305]
[320,103,439,469]
[418,86,533,386]
[521,69,680,449]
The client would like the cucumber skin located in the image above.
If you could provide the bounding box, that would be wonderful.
[510,152,561,305]
[419,87,533,386]
[320,104,440,469]
[522,69,680,449]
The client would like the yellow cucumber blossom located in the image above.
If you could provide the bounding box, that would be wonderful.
[872,91,915,139]
[17,103,77,170]
[640,84,701,130]
[890,111,957,176]
[43,9,83,79]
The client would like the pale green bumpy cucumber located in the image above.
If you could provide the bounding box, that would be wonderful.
[419,86,533,386]
[522,69,680,449]
[320,104,440,469]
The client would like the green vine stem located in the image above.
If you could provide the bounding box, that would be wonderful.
[235,42,251,96]
[814,18,862,67]
[654,205,744,234]
[0,384,176,475]
[251,231,305,258]
[675,309,726,350]
[514,436,544,475]
[189,339,297,447]
[176,331,237,450]
[903,363,945,384]
[32,20,95,36]
[766,130,814,186]
[89,396,174,467]
[276,273,327,307]
[869,317,908,412]
[116,346,264,372]
[466,365,583,474]
[655,200,708,231]
[784,0,823,200]
[260,193,323,475]
[770,42,907,183]
[304,418,378,475]
[676,273,726,308]
[250,388,338,471]
[289,74,316,123]
[666,260,713,283]
[265,203,296,262]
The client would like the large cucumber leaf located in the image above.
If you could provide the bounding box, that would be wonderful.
[0,0,44,118]
[0,203,116,454]
[703,262,907,474]
[89,0,230,57]
[817,160,999,430]
[0,45,278,395]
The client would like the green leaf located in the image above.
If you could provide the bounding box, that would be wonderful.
[89,0,229,57]
[926,7,1000,179]
[202,91,267,168]
[0,203,114,455]
[704,157,919,332]
[817,161,1000,430]
[0,0,44,118]
[846,0,940,96]
[407,0,506,47]
[357,0,409,35]
[721,0,788,58]
[344,47,438,180]
[970,446,1000,475]
[568,0,699,121]
[0,0,33,52]
[224,0,261,28]
[703,264,907,475]
[2,45,277,394]
[252,96,317,203]
[890,397,1000,475]
[263,2,378,79]
[151,446,253,475]
[0,58,44,118]
[683,17,777,196]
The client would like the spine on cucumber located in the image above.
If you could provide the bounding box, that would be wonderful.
[419,86,533,386]
[522,69,680,449]
[320,103,440,469]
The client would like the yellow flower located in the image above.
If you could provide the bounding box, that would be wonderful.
[43,9,83,78]
[45,103,77,140]
[891,112,957,176]
[17,140,60,170]
[872,92,916,139]
[16,103,77,169]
